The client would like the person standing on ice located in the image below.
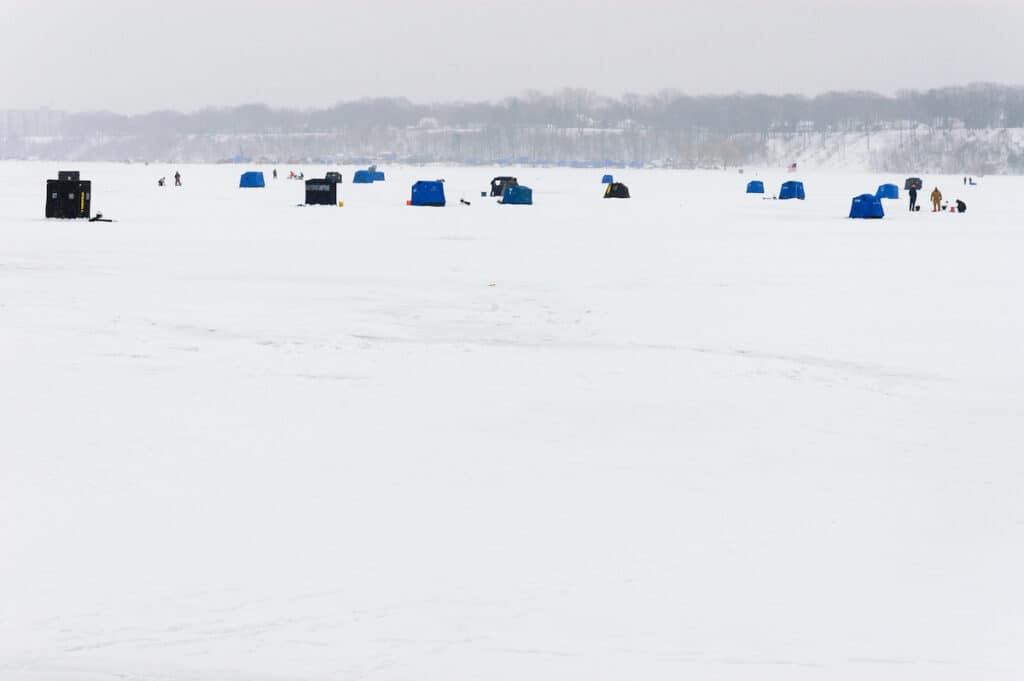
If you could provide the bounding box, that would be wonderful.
[930,187,942,212]
[908,186,918,212]
[174,171,182,187]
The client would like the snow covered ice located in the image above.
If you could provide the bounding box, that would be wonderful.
[1,162,1022,680]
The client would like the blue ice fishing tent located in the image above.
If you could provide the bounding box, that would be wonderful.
[779,181,805,200]
[239,171,265,188]
[849,193,884,219]
[371,170,386,182]
[746,180,765,194]
[352,170,374,184]
[501,184,533,205]
[876,183,899,199]
[601,174,614,184]
[410,180,446,206]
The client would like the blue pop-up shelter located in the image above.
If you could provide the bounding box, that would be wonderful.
[849,193,885,219]
[410,180,446,207]
[601,174,614,184]
[371,170,386,182]
[501,185,533,205]
[779,181,805,200]
[746,180,765,194]
[352,170,374,184]
[239,171,265,188]
[876,183,899,199]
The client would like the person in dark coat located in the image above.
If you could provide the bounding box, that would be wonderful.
[956,199,967,213]
[908,187,918,212]
[174,171,182,187]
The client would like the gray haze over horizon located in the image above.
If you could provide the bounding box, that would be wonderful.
[2,0,1022,114]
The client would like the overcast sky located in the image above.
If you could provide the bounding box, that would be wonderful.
[1,0,1021,113]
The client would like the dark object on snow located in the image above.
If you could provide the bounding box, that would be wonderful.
[956,199,967,213]
[904,177,923,191]
[849,193,884,219]
[604,182,630,199]
[410,180,446,206]
[45,173,91,219]
[490,176,518,197]
[460,198,472,206]
[501,184,533,205]
[58,170,80,182]
[89,213,113,223]
[779,181,805,200]
[746,180,764,194]
[325,171,343,184]
[240,171,265,188]
[305,178,338,205]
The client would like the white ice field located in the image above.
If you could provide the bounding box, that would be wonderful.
[1,162,1022,681]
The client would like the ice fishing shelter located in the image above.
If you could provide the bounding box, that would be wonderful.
[368,165,386,182]
[876,183,899,199]
[849,193,884,219]
[746,180,765,194]
[604,182,630,199]
[352,170,374,184]
[779,181,805,200]
[904,177,923,191]
[305,178,338,205]
[490,176,518,197]
[410,180,446,206]
[601,174,614,184]
[501,184,533,205]
[239,171,265,188]
[45,170,91,218]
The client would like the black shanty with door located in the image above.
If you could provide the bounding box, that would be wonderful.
[305,178,338,205]
[604,182,630,199]
[490,176,518,197]
[45,170,91,218]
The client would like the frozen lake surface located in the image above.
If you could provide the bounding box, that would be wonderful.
[1,163,1022,680]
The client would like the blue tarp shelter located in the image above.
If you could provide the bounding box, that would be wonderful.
[746,180,765,194]
[849,193,884,219]
[410,180,446,207]
[876,183,899,199]
[239,171,265,188]
[353,170,374,184]
[779,181,805,200]
[371,171,385,181]
[501,185,533,205]
[602,174,614,184]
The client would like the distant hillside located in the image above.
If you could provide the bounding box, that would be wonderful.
[3,85,1024,173]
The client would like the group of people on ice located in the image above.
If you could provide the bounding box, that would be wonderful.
[907,185,966,214]
[157,171,182,187]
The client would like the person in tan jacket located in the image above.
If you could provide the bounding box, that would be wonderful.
[930,187,942,212]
